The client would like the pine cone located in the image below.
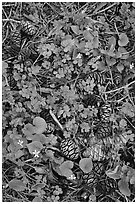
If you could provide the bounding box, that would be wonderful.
[10,30,21,47]
[92,161,104,176]
[90,72,106,85]
[60,138,80,160]
[95,123,111,140]
[21,21,36,36]
[99,103,112,122]
[83,172,98,188]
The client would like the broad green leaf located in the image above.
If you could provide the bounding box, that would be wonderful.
[15,150,24,159]
[118,178,131,196]
[117,64,124,73]
[118,33,129,47]
[79,158,93,173]
[59,161,74,178]
[106,56,116,66]
[23,123,35,136]
[26,141,43,154]
[8,179,26,191]
[60,160,74,170]
[33,117,47,134]
[83,30,93,41]
[60,169,73,178]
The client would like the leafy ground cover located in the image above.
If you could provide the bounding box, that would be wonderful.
[2,2,135,202]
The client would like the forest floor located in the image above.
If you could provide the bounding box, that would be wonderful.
[2,2,135,202]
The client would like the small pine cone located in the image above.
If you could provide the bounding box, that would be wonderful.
[83,172,98,188]
[98,177,117,194]
[10,30,21,47]
[92,161,104,176]
[95,123,111,140]
[99,104,112,122]
[60,138,80,160]
[21,21,36,36]
[90,72,106,85]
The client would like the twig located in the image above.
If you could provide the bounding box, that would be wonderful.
[2,3,15,7]
[114,22,120,37]
[102,81,135,94]
[2,19,20,23]
[124,116,135,129]
[49,109,64,131]
[2,26,9,44]
[93,3,117,15]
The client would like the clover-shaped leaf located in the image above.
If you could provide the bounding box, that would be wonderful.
[79,158,93,173]
[118,177,131,196]
[23,123,35,136]
[26,141,43,154]
[118,33,129,47]
[8,179,26,191]
[59,161,74,178]
[33,117,47,134]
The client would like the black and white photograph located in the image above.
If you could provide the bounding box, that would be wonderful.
[2,2,135,202]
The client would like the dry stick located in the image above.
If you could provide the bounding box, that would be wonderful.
[2,19,20,23]
[102,81,135,94]
[114,22,120,37]
[124,116,135,129]
[2,26,9,43]
[49,109,64,131]
[93,3,117,14]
